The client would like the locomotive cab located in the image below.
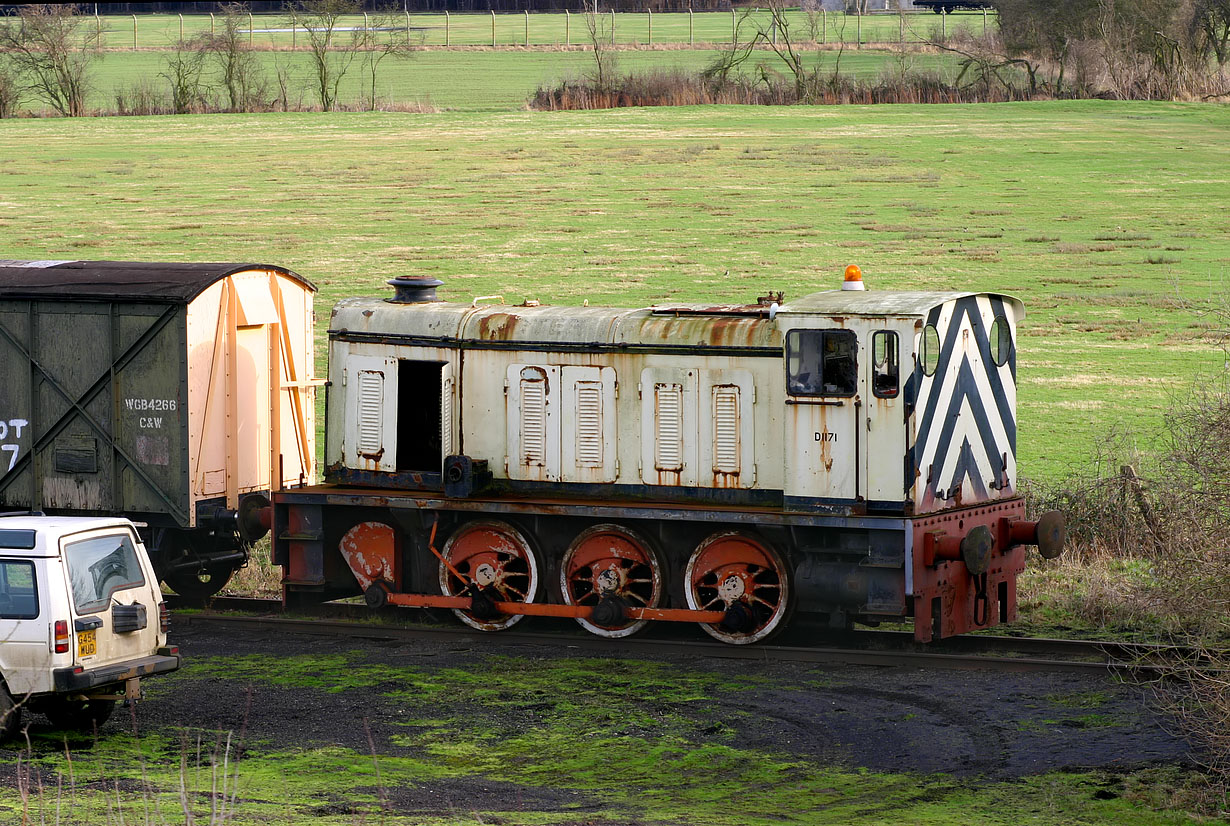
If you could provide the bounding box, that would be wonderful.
[776,291,1022,517]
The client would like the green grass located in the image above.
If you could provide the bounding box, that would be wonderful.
[92,9,992,50]
[3,650,1220,824]
[1,101,1225,478]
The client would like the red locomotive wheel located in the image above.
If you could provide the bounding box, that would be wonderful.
[438,520,539,632]
[560,524,664,639]
[684,532,791,645]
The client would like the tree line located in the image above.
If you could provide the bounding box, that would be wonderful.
[0,1,418,117]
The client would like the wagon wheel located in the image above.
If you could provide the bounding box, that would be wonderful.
[438,520,539,632]
[163,564,235,601]
[684,531,791,645]
[560,524,664,639]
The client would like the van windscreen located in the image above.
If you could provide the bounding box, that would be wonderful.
[64,534,145,614]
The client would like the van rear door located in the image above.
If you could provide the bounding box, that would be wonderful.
[61,528,163,671]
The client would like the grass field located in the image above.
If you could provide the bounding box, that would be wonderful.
[90,47,963,112]
[1,101,1226,480]
[91,9,990,50]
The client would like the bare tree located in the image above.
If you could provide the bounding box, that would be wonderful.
[292,0,362,111]
[0,4,99,117]
[356,9,419,111]
[0,56,20,118]
[160,40,212,114]
[584,1,617,91]
[1187,0,1230,66]
[801,0,824,43]
[202,4,268,112]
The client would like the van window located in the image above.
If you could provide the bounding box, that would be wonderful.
[0,560,38,619]
[786,330,857,397]
[64,534,146,614]
[872,331,899,399]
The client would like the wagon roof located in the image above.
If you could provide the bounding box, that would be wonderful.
[780,290,1024,318]
[0,260,315,303]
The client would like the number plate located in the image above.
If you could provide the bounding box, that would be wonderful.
[77,629,96,658]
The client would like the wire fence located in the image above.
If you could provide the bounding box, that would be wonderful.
[86,8,994,50]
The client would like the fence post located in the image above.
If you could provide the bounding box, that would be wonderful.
[611,9,615,42]
[210,12,215,37]
[491,10,496,47]
[689,8,693,45]
[983,7,988,36]
[95,13,101,41]
[178,13,183,43]
[132,13,136,50]
[292,18,296,50]
[363,11,369,39]
[525,9,529,46]
[822,10,826,44]
[899,9,904,43]
[565,9,569,46]
[856,7,861,49]
[941,9,946,42]
[445,10,450,46]
[248,12,253,47]
[647,8,652,45]
[731,8,735,41]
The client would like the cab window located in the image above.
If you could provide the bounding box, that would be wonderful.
[872,331,899,399]
[989,315,1012,367]
[786,330,858,397]
[64,534,145,614]
[0,560,38,619]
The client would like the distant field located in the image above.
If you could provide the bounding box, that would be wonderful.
[89,48,962,111]
[92,9,991,50]
[0,101,1226,479]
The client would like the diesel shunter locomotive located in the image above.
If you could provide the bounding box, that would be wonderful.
[273,268,1064,644]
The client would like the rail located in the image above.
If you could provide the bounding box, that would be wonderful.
[168,596,1211,676]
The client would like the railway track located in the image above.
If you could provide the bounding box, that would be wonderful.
[168,595,1201,675]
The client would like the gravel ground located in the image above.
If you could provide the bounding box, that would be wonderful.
[1,621,1199,822]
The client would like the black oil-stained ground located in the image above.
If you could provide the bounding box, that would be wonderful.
[0,619,1199,821]
[147,623,1186,774]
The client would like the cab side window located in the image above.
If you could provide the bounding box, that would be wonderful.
[786,330,858,397]
[64,534,145,614]
[872,331,899,399]
[0,560,38,619]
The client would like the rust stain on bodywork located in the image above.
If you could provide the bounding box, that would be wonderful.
[477,311,521,341]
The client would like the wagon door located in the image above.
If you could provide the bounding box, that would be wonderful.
[783,328,860,509]
[863,328,906,510]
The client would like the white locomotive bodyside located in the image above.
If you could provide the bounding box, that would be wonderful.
[324,287,1023,517]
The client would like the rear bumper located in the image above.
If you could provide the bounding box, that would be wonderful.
[52,648,180,692]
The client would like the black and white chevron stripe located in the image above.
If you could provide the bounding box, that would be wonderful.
[906,295,1017,512]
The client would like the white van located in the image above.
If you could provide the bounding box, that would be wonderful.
[0,515,179,736]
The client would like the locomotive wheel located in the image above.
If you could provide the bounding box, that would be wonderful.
[684,531,791,645]
[560,524,664,639]
[438,520,539,632]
